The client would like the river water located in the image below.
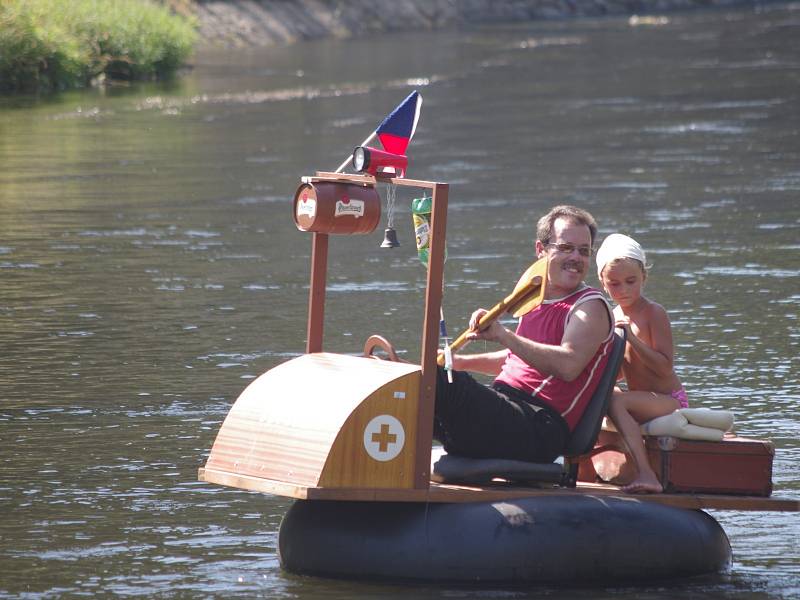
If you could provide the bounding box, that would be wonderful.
[1,3,799,598]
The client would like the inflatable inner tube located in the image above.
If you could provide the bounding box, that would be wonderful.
[279,495,731,584]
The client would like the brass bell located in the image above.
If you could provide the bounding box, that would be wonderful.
[380,227,400,248]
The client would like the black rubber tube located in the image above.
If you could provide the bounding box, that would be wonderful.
[278,495,731,583]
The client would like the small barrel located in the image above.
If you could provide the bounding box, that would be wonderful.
[293,181,381,235]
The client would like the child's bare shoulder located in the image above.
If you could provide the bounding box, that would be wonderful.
[642,297,671,323]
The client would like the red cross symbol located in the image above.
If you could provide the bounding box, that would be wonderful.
[364,414,405,461]
[371,423,398,453]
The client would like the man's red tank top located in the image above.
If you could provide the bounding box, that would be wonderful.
[494,286,613,431]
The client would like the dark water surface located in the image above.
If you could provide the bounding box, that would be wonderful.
[1,3,799,598]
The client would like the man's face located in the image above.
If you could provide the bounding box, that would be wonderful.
[536,217,592,298]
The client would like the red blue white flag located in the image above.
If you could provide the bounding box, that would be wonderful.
[375,90,422,155]
[334,90,423,173]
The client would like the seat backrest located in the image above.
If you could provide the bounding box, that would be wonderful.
[563,327,626,457]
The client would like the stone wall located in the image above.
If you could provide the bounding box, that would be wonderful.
[193,0,777,47]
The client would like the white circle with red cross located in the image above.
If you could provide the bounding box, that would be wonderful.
[363,414,405,462]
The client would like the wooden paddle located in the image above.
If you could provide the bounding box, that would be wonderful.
[437,256,548,366]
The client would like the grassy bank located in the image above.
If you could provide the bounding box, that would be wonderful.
[0,0,197,93]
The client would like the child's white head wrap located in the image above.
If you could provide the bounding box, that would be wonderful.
[596,233,647,279]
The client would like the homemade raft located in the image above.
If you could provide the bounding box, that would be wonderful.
[199,172,798,584]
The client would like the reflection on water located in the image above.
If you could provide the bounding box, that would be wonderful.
[1,3,799,598]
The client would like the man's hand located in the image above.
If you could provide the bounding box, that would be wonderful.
[464,308,508,344]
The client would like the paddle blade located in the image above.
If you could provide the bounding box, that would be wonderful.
[436,257,549,366]
[510,257,548,317]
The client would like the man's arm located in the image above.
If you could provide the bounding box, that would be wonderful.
[470,298,611,382]
[450,350,508,376]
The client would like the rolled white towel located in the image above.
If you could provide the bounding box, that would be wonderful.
[640,408,734,441]
[680,407,734,431]
[641,411,688,436]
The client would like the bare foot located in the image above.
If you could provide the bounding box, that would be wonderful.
[622,472,663,494]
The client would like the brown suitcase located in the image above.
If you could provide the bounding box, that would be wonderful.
[646,434,774,496]
[584,432,775,496]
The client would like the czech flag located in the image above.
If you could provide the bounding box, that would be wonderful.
[375,90,422,155]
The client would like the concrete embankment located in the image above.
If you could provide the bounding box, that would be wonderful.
[193,0,777,46]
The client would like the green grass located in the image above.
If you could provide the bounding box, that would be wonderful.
[0,0,198,93]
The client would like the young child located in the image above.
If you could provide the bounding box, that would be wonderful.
[596,233,687,494]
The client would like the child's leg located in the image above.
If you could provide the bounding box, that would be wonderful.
[608,391,680,494]
[622,390,682,423]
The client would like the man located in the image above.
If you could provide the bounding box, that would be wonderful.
[434,205,614,463]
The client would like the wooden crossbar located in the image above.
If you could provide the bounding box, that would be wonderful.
[198,467,799,512]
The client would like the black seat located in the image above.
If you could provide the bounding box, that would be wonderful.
[431,327,626,488]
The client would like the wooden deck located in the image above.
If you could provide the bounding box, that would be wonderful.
[198,466,799,512]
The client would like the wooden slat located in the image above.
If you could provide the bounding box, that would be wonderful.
[199,467,311,500]
[414,182,448,489]
[197,467,799,512]
[311,171,441,189]
[306,232,328,353]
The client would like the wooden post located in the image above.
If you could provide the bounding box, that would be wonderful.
[413,183,448,489]
[306,232,329,353]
